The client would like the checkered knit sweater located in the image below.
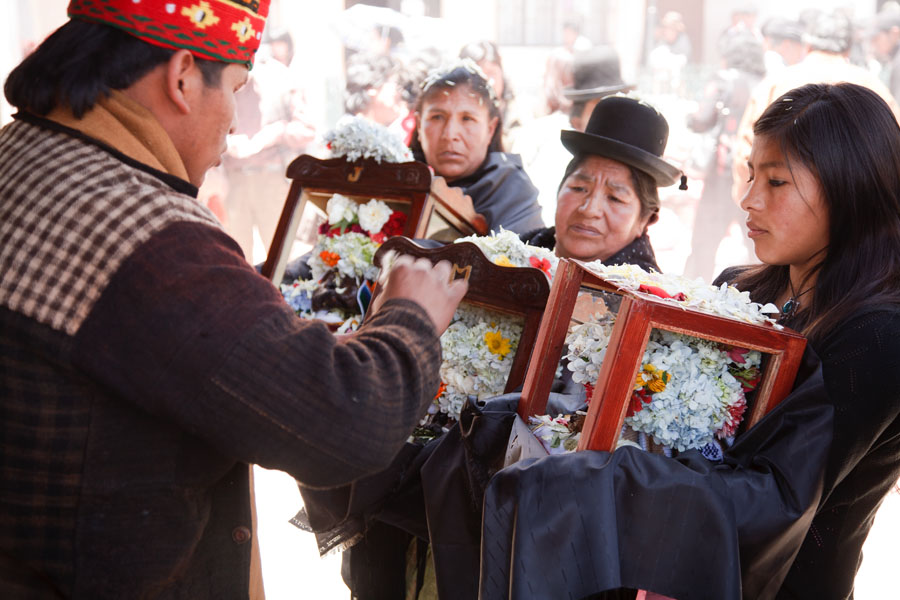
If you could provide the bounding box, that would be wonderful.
[0,114,441,598]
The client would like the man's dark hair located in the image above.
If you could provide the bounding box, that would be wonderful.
[5,20,227,119]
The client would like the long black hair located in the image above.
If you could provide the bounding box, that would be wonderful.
[408,60,505,162]
[733,83,900,342]
[5,20,225,118]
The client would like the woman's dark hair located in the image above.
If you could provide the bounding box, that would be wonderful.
[5,20,226,119]
[557,154,661,225]
[408,61,504,163]
[733,83,900,342]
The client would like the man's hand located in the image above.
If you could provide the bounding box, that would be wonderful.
[370,255,468,334]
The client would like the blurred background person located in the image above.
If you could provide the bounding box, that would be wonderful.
[563,17,592,54]
[222,31,318,263]
[647,11,692,95]
[396,46,444,145]
[410,61,544,234]
[732,8,900,205]
[459,39,523,149]
[343,51,406,129]
[867,10,900,102]
[514,45,631,225]
[683,29,765,281]
[565,46,633,132]
[760,16,807,75]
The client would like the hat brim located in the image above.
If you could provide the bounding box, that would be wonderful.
[560,130,681,187]
[563,83,633,101]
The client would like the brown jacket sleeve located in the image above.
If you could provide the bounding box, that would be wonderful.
[74,221,442,488]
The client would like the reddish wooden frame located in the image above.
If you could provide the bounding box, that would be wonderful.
[517,259,808,452]
[261,155,487,282]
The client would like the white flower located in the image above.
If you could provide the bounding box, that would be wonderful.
[323,115,413,164]
[432,304,524,421]
[579,262,782,328]
[326,193,356,225]
[358,199,392,234]
[307,232,380,283]
[454,229,558,279]
[563,312,761,453]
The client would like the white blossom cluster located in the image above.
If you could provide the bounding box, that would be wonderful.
[455,229,558,277]
[307,232,380,283]
[434,304,523,421]
[323,115,413,163]
[565,311,616,385]
[564,310,762,452]
[580,262,781,327]
[325,194,393,234]
[626,330,760,452]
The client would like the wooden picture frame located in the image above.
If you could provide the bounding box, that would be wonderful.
[517,259,808,452]
[261,155,488,284]
[261,155,431,283]
[373,236,550,394]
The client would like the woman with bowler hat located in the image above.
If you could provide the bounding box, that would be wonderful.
[521,93,686,272]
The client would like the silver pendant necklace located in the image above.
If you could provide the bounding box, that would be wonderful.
[782,280,814,316]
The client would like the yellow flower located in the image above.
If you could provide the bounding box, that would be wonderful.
[647,378,668,393]
[182,2,220,29]
[634,372,648,390]
[494,255,514,267]
[484,330,511,358]
[634,364,668,392]
[231,17,256,43]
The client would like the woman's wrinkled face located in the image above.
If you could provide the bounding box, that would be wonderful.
[741,135,829,273]
[416,84,498,182]
[554,156,651,261]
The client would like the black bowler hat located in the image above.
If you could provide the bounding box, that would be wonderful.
[563,46,632,102]
[560,95,683,187]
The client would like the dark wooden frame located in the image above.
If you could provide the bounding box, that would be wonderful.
[261,155,488,283]
[373,236,550,394]
[517,259,808,452]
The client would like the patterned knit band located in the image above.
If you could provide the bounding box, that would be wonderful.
[68,0,270,68]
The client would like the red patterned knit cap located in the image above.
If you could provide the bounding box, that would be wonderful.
[67,0,270,68]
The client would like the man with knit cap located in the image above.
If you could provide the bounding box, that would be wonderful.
[0,1,466,597]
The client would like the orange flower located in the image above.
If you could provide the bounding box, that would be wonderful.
[434,382,447,400]
[319,250,340,267]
